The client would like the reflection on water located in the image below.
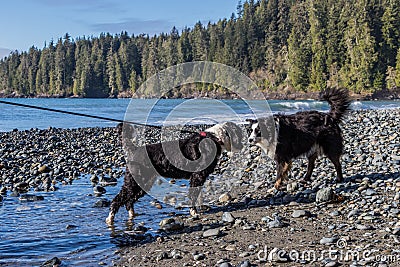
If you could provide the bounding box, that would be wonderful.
[0,175,178,267]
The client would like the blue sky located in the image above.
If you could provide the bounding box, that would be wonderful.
[0,0,239,55]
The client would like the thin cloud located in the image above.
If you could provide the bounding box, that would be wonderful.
[35,0,123,14]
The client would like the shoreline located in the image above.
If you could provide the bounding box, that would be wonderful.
[0,108,399,266]
[1,88,400,101]
[112,108,399,267]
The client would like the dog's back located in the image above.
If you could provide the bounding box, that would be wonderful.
[248,88,350,188]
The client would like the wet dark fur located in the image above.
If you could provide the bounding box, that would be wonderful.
[248,88,351,189]
[107,122,241,224]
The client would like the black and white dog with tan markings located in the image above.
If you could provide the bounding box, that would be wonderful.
[106,121,243,225]
[247,88,351,190]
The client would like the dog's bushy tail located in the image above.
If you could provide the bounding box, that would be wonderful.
[320,88,351,122]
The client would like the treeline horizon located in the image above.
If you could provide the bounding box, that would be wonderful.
[0,0,400,98]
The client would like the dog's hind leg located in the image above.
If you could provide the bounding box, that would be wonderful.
[304,153,318,181]
[125,183,146,220]
[320,133,344,183]
[106,186,128,225]
[275,161,292,190]
[327,154,343,183]
[106,166,148,225]
[188,173,206,216]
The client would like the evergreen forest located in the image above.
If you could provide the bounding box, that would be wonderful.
[0,0,399,98]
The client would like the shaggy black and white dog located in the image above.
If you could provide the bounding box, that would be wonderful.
[247,88,350,190]
[106,122,243,225]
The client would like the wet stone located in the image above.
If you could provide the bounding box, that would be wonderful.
[19,194,44,202]
[66,224,78,230]
[41,257,61,267]
[0,187,7,195]
[93,198,111,208]
[93,185,106,196]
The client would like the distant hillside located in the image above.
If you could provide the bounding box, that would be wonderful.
[0,0,399,99]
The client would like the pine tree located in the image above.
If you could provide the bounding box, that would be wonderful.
[36,46,51,94]
[106,46,117,96]
[129,69,138,93]
[165,27,179,66]
[27,46,40,95]
[223,17,236,67]
[54,38,66,95]
[395,48,400,87]
[177,28,193,63]
[309,0,328,91]
[341,0,377,93]
[382,0,400,67]
[191,22,208,61]
[287,2,312,92]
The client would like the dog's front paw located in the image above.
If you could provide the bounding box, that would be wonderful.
[267,187,278,194]
[189,207,199,217]
[274,180,286,191]
[106,214,114,225]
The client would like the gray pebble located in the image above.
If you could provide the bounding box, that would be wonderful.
[193,253,205,260]
[203,228,221,237]
[237,260,251,267]
[222,212,235,223]
[320,236,339,245]
[292,209,311,218]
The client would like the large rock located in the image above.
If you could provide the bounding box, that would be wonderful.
[316,187,335,203]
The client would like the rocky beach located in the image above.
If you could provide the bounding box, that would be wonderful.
[0,108,399,267]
